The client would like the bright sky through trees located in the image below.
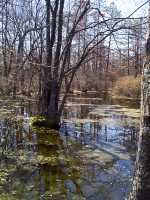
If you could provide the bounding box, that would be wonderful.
[107,0,148,16]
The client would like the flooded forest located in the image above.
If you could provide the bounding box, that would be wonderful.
[0,0,150,200]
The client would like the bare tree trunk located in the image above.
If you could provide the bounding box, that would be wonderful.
[129,63,150,200]
[127,30,130,75]
[40,0,64,128]
[2,0,8,78]
[128,5,150,198]
[104,35,111,96]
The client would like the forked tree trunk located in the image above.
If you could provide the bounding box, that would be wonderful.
[39,0,64,129]
[38,0,90,129]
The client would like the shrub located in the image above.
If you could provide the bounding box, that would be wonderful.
[112,75,141,99]
[0,78,12,95]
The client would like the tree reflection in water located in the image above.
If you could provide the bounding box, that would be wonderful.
[0,96,140,200]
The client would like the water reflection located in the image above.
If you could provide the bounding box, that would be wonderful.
[62,96,139,156]
[0,96,140,200]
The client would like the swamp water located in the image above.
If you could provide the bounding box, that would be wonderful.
[0,95,140,200]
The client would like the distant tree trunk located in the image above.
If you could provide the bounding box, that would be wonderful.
[104,35,111,96]
[2,0,9,78]
[127,30,130,75]
[134,30,140,78]
[13,33,25,97]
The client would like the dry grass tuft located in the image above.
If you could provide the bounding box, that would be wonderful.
[112,75,141,99]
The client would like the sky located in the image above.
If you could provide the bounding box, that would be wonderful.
[107,0,148,17]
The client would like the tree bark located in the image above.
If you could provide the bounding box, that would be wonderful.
[39,0,64,128]
[128,46,150,200]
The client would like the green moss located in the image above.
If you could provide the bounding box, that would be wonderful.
[37,155,58,166]
[0,194,17,200]
[30,115,45,124]
[30,115,60,129]
[0,171,9,185]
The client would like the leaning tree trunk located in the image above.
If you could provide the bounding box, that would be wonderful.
[128,45,150,200]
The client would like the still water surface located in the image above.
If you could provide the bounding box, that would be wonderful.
[0,95,140,200]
